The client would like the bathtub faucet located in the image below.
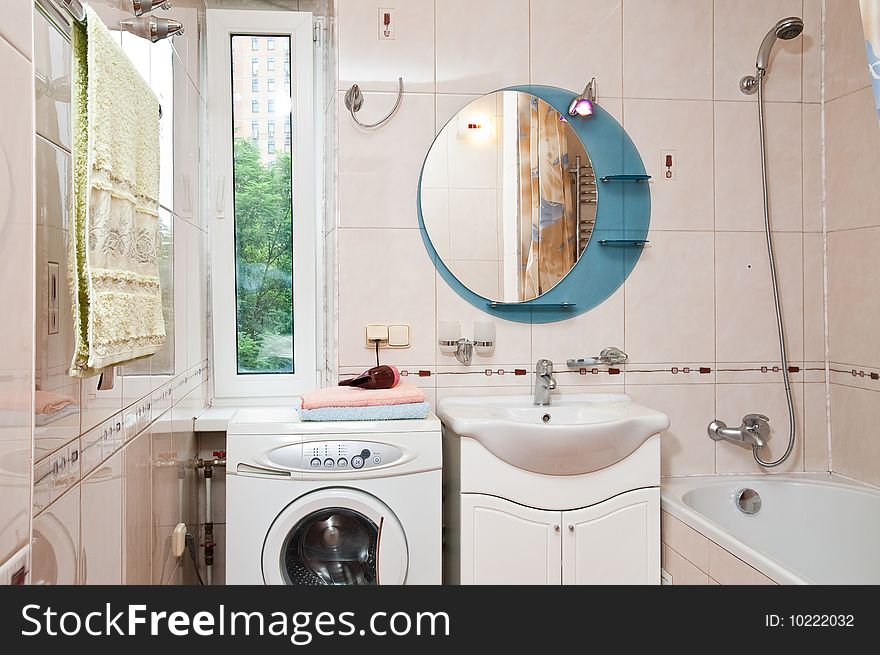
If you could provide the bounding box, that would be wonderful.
[708,414,770,450]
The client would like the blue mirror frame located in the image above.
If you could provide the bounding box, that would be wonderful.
[417,85,651,324]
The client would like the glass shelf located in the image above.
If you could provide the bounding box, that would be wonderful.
[598,239,649,247]
[599,174,651,183]
[488,301,576,309]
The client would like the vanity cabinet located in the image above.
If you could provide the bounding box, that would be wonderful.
[460,488,659,585]
[462,495,562,585]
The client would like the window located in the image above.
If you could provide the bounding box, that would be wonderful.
[251,37,258,50]
[208,11,317,397]
[284,116,291,134]
[251,78,259,92]
[267,57,275,71]
[251,57,259,75]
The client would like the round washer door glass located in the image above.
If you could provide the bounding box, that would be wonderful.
[262,488,408,585]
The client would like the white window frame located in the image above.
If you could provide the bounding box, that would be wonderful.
[208,9,317,398]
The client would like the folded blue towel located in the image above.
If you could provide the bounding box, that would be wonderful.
[297,402,431,422]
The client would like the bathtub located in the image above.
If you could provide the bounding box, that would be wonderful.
[661,474,880,584]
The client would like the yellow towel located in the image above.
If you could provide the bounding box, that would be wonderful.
[69,6,165,377]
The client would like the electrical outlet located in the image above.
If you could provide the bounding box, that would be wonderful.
[661,150,676,181]
[379,7,395,40]
[365,324,389,347]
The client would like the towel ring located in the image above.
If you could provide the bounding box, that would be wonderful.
[344,77,403,128]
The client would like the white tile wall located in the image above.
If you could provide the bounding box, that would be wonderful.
[0,25,34,569]
[18,1,212,585]
[435,0,530,94]
[825,0,880,489]
[333,0,830,477]
[622,0,713,100]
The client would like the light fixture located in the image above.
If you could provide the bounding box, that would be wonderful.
[568,77,598,117]
[457,114,494,142]
[119,15,185,42]
[129,0,173,16]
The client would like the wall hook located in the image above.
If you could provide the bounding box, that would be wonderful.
[344,77,403,128]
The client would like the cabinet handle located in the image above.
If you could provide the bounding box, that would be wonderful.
[568,524,575,533]
[553,524,560,532]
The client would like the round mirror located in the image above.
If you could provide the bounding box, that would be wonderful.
[420,90,596,303]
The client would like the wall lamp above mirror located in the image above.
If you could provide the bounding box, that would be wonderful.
[568,77,597,117]
[418,84,652,325]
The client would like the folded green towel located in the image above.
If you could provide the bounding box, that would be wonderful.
[69,7,165,378]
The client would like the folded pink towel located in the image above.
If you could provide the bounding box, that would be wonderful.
[300,383,426,410]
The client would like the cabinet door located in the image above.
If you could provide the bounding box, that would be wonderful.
[562,488,660,585]
[461,494,562,585]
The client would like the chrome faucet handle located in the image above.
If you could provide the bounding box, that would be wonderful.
[743,414,771,443]
[536,358,554,375]
[598,346,627,365]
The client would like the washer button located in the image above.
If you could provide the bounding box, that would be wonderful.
[372,456,382,464]
[323,458,334,468]
[309,457,321,468]
[351,455,364,469]
[336,457,348,468]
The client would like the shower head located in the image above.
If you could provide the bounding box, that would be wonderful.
[756,17,804,71]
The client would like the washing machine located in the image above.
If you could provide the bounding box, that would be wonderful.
[226,407,442,585]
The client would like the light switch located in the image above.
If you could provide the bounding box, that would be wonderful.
[388,324,410,347]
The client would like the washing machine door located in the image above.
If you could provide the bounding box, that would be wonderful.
[262,488,408,585]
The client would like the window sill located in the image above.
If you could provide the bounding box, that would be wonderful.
[194,400,297,432]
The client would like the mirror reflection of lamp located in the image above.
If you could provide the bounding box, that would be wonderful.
[568,77,598,118]
[457,115,494,142]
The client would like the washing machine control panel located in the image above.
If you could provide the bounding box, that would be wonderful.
[297,441,404,472]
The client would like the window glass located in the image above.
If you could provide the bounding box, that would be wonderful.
[230,35,294,373]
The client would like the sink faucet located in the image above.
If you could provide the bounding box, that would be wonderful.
[708,414,770,450]
[534,359,557,406]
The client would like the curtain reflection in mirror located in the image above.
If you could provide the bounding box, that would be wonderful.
[517,97,577,299]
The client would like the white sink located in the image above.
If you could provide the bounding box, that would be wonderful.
[436,394,669,476]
